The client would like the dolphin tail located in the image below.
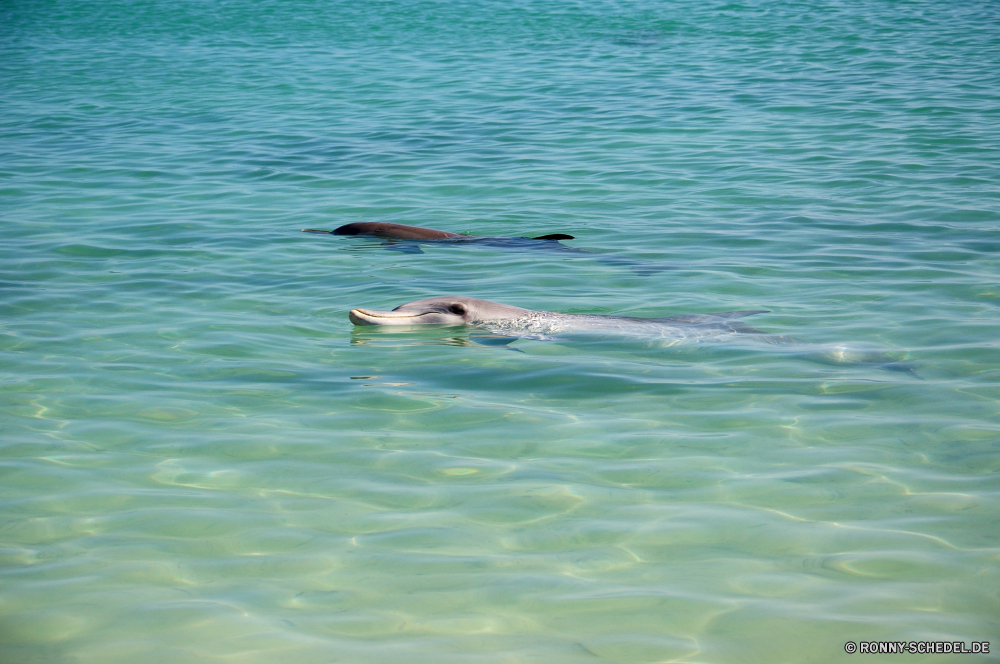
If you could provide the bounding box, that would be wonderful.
[800,344,922,378]
[532,234,575,241]
[301,229,335,234]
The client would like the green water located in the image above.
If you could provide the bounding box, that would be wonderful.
[2,0,999,662]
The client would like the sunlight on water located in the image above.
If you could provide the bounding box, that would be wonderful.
[2,0,999,662]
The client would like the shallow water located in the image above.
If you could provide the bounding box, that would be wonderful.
[2,0,999,662]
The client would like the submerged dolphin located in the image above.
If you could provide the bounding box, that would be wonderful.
[348,296,917,374]
[302,222,667,274]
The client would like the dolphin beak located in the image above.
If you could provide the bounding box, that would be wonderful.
[349,308,423,326]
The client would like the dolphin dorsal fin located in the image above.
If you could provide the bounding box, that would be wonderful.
[532,233,575,241]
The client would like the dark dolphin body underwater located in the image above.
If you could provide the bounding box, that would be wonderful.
[302,222,668,274]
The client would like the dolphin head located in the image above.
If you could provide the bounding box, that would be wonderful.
[349,296,531,326]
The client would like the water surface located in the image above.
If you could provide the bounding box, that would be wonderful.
[2,1,999,662]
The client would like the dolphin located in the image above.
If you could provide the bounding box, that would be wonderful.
[309,222,574,243]
[302,222,667,274]
[348,296,918,374]
[349,295,770,342]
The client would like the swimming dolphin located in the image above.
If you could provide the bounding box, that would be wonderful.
[302,222,666,274]
[349,295,770,341]
[304,222,574,245]
[348,296,917,374]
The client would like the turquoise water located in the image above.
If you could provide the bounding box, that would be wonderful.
[2,0,999,661]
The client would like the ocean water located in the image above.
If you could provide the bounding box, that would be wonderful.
[2,0,999,662]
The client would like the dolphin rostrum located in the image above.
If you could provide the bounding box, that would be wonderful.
[302,222,666,274]
[348,295,917,374]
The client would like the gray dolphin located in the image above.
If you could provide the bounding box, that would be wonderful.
[302,222,667,274]
[348,296,917,374]
[315,222,573,243]
[349,295,770,342]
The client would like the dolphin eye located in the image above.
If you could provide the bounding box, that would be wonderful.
[448,303,467,315]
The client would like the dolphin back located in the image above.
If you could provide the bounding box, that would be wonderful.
[333,222,462,240]
[650,310,770,324]
[531,233,575,241]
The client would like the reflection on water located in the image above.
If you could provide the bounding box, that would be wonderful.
[350,327,490,349]
[3,0,1000,661]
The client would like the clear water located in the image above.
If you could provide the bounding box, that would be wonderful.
[2,1,999,662]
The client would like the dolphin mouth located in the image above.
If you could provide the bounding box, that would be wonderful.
[349,308,429,326]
